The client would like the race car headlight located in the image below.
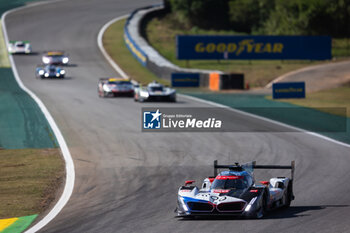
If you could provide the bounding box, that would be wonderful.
[44,73,49,77]
[245,197,257,212]
[38,70,45,75]
[103,85,110,92]
[56,73,60,77]
[62,57,69,64]
[245,204,252,212]
[43,57,50,64]
[140,91,149,98]
[179,197,189,212]
[60,70,66,75]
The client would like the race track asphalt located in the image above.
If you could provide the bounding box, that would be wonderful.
[5,0,350,232]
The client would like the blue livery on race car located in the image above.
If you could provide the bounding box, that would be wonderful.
[36,65,66,79]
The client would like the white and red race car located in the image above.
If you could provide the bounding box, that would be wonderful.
[177,160,295,219]
[98,78,134,97]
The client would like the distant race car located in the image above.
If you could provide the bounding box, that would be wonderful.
[134,81,176,102]
[42,51,69,65]
[36,65,66,79]
[8,41,32,54]
[176,160,295,219]
[98,78,134,97]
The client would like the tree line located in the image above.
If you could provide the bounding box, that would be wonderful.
[165,0,350,37]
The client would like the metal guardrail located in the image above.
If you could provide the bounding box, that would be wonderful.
[123,6,156,66]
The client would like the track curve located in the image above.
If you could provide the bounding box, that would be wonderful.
[5,0,350,232]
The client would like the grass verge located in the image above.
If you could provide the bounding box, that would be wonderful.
[0,148,64,219]
[145,14,350,88]
[0,20,10,67]
[0,0,39,16]
[269,85,350,117]
[103,18,168,85]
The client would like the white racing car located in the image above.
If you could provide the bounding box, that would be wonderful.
[176,160,295,219]
[98,78,134,97]
[134,81,176,102]
[8,40,32,54]
[42,51,69,65]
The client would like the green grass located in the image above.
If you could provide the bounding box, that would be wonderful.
[268,85,350,117]
[0,0,39,16]
[0,148,64,218]
[145,14,350,88]
[332,38,350,58]
[103,19,168,85]
[0,0,42,67]
[0,20,10,68]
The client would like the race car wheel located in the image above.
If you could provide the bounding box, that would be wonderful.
[253,191,268,219]
[283,183,293,208]
[103,91,108,98]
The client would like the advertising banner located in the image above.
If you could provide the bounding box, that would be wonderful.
[171,73,200,87]
[273,82,305,99]
[177,35,331,60]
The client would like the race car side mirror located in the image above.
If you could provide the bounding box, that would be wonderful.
[260,181,270,186]
[185,180,195,186]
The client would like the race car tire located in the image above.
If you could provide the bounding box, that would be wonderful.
[103,91,108,98]
[252,191,268,219]
[283,183,293,208]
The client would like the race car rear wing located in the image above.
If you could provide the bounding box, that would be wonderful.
[252,161,295,181]
[213,160,295,181]
[99,77,131,82]
[9,40,30,43]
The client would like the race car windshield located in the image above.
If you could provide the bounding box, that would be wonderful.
[16,43,25,47]
[211,178,247,190]
[49,55,63,57]
[150,86,163,92]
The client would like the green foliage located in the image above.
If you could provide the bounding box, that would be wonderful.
[228,0,273,33]
[168,0,229,29]
[261,0,350,36]
[167,0,350,37]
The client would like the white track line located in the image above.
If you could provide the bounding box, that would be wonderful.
[98,15,350,149]
[179,94,350,148]
[97,15,130,79]
[2,2,75,233]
